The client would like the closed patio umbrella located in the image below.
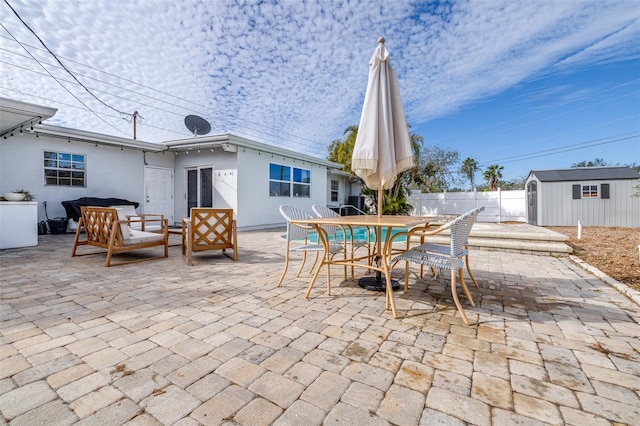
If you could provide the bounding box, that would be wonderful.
[352,38,415,291]
[352,37,414,217]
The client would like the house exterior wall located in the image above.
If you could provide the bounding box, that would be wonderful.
[528,175,639,226]
[0,133,171,222]
[326,173,353,210]
[173,149,238,225]
[237,147,329,230]
[0,109,344,231]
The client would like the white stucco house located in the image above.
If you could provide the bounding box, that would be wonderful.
[0,97,355,231]
[525,166,640,227]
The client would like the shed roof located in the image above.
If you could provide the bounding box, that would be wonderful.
[529,166,640,182]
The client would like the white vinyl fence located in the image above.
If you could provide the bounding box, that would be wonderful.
[408,189,526,223]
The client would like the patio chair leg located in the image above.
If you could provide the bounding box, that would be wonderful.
[465,251,479,289]
[295,252,308,277]
[404,261,410,293]
[458,270,475,307]
[304,257,324,299]
[326,259,331,296]
[306,252,320,276]
[450,268,469,325]
[277,252,291,287]
[384,268,398,319]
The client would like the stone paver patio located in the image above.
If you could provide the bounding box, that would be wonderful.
[1,230,639,425]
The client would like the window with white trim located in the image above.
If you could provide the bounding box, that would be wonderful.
[582,185,598,198]
[330,179,339,202]
[44,151,86,187]
[269,163,310,198]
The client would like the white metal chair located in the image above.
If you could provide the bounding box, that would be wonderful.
[311,204,372,278]
[277,205,345,294]
[392,206,484,325]
[410,210,483,290]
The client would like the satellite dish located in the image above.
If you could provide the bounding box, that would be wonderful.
[184,115,211,136]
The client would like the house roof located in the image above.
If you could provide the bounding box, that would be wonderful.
[529,166,640,182]
[2,97,343,170]
[0,97,57,136]
[36,124,166,151]
[163,133,342,169]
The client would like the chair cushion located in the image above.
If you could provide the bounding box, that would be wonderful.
[111,205,137,217]
[124,229,165,246]
[112,205,162,231]
[415,243,468,258]
[394,250,464,270]
[114,208,132,240]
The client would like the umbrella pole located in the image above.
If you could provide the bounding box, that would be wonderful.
[357,188,400,292]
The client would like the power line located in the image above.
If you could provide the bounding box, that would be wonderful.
[478,132,639,166]
[0,24,131,137]
[442,79,640,148]
[1,5,636,160]
[0,33,329,155]
[3,0,132,119]
[0,86,188,137]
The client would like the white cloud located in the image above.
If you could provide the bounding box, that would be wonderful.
[1,0,638,157]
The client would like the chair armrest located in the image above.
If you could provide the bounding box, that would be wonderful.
[388,222,449,248]
[138,213,164,219]
[291,222,315,231]
[127,216,166,232]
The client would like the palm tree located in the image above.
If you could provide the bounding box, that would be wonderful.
[330,124,423,215]
[483,165,504,191]
[327,125,358,174]
[461,157,479,190]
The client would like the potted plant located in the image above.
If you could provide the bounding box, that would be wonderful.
[3,189,35,201]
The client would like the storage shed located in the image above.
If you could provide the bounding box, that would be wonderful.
[525,166,640,227]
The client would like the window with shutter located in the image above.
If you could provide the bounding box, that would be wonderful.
[572,184,580,199]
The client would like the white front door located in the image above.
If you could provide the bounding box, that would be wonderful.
[144,166,174,224]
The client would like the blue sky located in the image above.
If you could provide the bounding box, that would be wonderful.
[1,0,638,182]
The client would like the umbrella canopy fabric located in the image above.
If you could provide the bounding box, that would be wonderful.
[352,39,414,193]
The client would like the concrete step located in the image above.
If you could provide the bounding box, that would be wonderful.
[407,222,573,255]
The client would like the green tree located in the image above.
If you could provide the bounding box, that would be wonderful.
[416,145,460,192]
[327,124,423,214]
[501,176,526,190]
[572,158,607,167]
[460,157,479,190]
[626,162,640,172]
[483,164,504,191]
[327,125,359,174]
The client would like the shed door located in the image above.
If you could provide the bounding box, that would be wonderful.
[527,181,537,225]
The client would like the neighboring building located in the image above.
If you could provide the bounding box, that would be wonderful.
[525,166,640,227]
[0,97,348,231]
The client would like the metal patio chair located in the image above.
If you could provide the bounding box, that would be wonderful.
[312,204,372,278]
[392,206,484,325]
[277,205,345,294]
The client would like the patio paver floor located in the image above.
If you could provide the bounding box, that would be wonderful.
[1,230,639,425]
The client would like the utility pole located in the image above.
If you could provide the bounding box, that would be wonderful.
[132,111,140,140]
